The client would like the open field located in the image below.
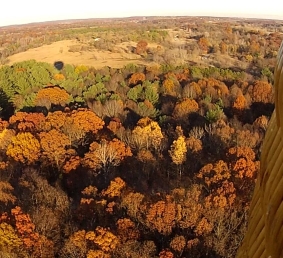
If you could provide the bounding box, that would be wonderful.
[7,40,158,68]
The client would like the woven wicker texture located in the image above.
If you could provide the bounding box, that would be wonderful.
[237,42,283,258]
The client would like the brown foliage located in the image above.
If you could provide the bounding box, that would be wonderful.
[172,185,203,230]
[219,41,228,54]
[136,40,148,55]
[107,118,123,134]
[182,81,202,99]
[235,129,260,148]
[137,149,155,163]
[187,238,200,249]
[0,129,15,151]
[186,136,202,153]
[253,115,269,131]
[209,119,235,145]
[116,218,140,242]
[121,192,145,220]
[198,78,229,98]
[114,240,156,258]
[33,235,55,258]
[61,230,87,257]
[0,181,16,205]
[0,119,8,131]
[198,37,209,53]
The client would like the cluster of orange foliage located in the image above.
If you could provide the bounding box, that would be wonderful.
[128,72,146,85]
[35,86,71,109]
[11,206,40,249]
[248,80,274,103]
[6,132,40,164]
[0,49,273,257]
[9,112,45,131]
[228,146,259,179]
[173,98,199,120]
[146,195,177,235]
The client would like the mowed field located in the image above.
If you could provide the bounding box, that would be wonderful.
[7,40,157,68]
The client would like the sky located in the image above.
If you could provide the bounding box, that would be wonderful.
[1,0,283,27]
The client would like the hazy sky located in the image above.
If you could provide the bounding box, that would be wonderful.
[1,0,283,26]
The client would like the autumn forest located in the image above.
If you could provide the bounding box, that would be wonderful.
[0,16,283,258]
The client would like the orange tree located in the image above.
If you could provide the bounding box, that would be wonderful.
[39,129,70,168]
[35,86,72,110]
[83,138,132,174]
[6,132,40,165]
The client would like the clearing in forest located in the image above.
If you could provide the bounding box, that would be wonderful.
[7,39,158,68]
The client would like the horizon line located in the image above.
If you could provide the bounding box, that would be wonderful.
[1,14,282,28]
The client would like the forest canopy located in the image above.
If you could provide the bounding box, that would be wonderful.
[0,16,281,257]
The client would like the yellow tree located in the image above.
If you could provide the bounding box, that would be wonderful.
[85,226,119,253]
[0,222,23,254]
[6,132,40,164]
[169,135,187,178]
[132,117,164,151]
